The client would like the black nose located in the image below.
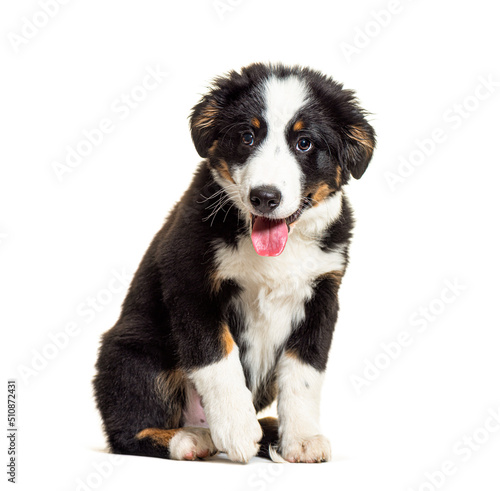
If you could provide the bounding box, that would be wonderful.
[249,186,282,214]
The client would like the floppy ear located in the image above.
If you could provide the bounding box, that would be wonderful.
[189,96,220,158]
[340,121,376,179]
[317,76,376,180]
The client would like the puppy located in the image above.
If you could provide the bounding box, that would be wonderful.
[93,63,375,463]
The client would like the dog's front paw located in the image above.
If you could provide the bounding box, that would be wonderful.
[210,406,263,463]
[279,434,331,463]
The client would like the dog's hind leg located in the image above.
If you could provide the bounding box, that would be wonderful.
[94,324,202,460]
[134,380,218,460]
[135,427,217,460]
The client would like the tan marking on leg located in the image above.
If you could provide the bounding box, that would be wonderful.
[293,120,304,132]
[311,183,334,205]
[222,323,234,355]
[136,428,180,446]
[217,160,235,184]
[251,117,261,129]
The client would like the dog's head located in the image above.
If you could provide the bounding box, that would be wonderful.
[190,63,375,256]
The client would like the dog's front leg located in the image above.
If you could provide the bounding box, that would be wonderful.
[187,327,262,463]
[276,353,331,462]
[276,276,341,463]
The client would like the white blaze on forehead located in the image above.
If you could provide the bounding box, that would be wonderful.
[263,75,310,129]
[233,75,310,218]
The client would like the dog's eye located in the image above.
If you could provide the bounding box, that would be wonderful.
[241,132,255,146]
[296,138,312,152]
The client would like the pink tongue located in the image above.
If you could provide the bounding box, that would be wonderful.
[251,217,288,256]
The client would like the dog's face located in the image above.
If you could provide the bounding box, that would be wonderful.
[190,64,375,256]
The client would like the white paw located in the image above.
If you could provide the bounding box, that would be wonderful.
[209,405,263,463]
[169,427,218,461]
[279,434,331,463]
[188,347,262,463]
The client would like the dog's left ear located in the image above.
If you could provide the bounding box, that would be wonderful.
[189,95,220,159]
[340,120,376,180]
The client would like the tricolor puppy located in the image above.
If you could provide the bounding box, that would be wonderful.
[94,63,375,463]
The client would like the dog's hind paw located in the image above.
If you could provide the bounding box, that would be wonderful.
[169,427,218,461]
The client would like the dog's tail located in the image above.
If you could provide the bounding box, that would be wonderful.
[257,417,287,462]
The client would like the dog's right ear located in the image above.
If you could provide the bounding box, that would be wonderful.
[189,95,220,158]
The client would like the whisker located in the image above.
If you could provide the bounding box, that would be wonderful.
[204,190,239,210]
[203,191,240,225]
[197,188,225,204]
[223,202,235,222]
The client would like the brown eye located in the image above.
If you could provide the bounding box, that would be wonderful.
[296,138,312,152]
[242,132,254,146]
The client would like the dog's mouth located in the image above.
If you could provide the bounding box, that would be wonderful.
[250,195,313,257]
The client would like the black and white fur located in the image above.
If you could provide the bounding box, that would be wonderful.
[93,63,375,463]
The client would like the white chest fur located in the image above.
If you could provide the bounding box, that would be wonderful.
[213,196,347,393]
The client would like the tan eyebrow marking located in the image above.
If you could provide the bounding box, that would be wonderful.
[293,120,304,131]
[251,117,261,128]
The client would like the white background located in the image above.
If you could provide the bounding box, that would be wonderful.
[2,1,499,490]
